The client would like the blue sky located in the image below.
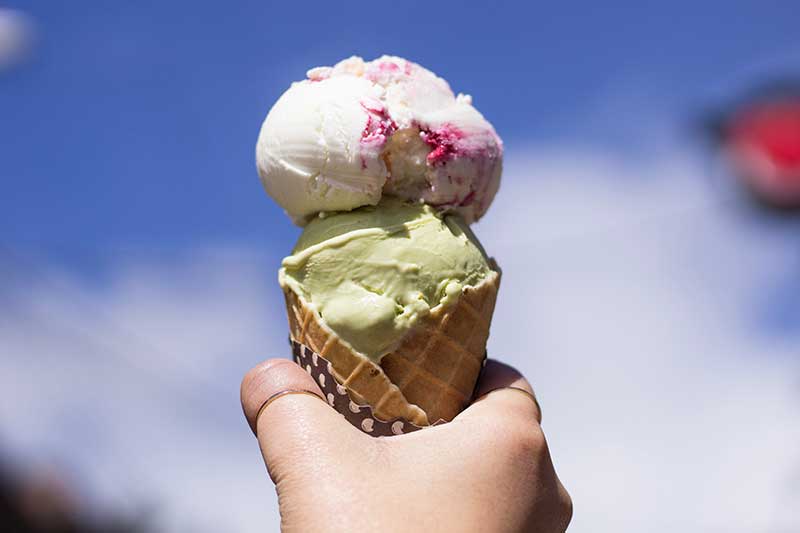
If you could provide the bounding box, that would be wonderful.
[2,1,799,268]
[2,3,800,532]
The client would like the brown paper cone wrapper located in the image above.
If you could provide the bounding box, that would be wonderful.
[291,341,447,435]
[284,263,500,434]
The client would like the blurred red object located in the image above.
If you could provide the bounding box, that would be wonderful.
[720,93,800,209]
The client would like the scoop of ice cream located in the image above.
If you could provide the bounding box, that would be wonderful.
[256,55,503,225]
[279,198,493,360]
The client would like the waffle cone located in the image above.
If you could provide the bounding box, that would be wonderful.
[283,264,500,426]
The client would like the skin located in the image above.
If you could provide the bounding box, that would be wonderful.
[241,359,573,532]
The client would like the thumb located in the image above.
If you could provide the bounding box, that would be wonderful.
[240,358,362,481]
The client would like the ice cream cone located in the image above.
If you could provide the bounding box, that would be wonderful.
[283,264,500,427]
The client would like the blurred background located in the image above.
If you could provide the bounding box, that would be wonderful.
[2,1,800,531]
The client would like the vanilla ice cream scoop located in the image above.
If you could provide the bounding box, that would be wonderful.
[256,55,503,224]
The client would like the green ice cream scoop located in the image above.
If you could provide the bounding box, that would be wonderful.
[279,198,492,361]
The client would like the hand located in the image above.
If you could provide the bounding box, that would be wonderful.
[241,358,572,532]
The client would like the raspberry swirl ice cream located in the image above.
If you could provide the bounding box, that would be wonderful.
[256,55,503,224]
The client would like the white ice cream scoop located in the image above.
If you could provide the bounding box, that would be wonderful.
[256,55,503,224]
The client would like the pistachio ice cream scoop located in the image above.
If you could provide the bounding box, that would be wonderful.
[280,198,492,360]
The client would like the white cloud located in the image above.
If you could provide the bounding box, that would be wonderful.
[1,247,286,532]
[2,146,799,532]
[478,144,800,532]
[0,9,35,72]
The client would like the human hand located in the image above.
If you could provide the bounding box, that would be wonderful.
[241,358,572,532]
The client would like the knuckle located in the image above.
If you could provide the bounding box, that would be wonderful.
[504,392,542,426]
[505,423,547,463]
[515,422,547,450]
[559,484,574,528]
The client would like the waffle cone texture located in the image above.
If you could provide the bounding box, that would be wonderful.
[283,264,500,426]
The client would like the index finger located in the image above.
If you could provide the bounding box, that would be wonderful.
[457,359,542,424]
